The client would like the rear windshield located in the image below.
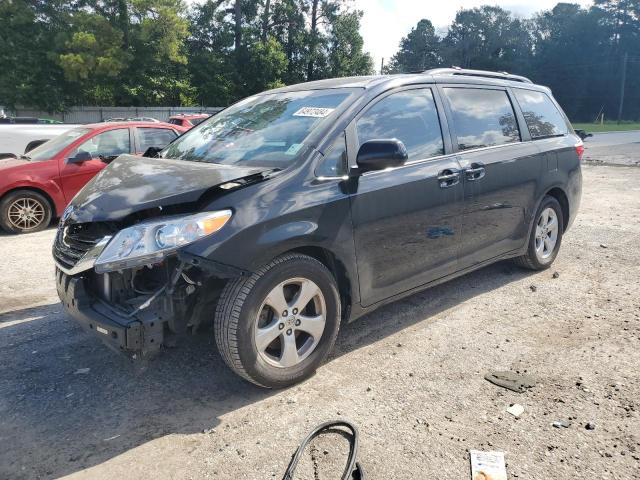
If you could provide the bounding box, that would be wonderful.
[27,128,91,161]
[161,88,356,169]
[513,89,568,139]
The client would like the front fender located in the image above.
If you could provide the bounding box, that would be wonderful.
[182,178,360,305]
[1,178,66,217]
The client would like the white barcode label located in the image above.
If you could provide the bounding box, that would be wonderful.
[293,107,334,118]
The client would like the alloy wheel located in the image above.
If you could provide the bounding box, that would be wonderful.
[534,207,559,260]
[254,277,326,368]
[7,197,46,231]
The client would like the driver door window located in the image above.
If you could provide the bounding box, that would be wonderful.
[61,128,130,202]
[74,128,131,159]
[356,88,444,163]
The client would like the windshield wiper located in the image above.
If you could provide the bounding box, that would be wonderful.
[19,154,31,161]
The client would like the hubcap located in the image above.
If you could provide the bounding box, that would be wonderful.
[535,207,558,260]
[7,197,46,230]
[254,277,326,368]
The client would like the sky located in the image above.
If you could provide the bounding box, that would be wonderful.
[185,0,595,71]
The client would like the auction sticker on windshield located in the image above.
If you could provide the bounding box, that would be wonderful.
[293,107,335,117]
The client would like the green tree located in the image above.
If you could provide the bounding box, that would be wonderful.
[0,0,70,111]
[187,0,236,106]
[328,10,373,77]
[386,19,440,73]
[57,13,130,104]
[530,3,619,121]
[441,6,532,71]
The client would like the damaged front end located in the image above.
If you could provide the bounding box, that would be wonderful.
[52,155,268,356]
[54,221,232,356]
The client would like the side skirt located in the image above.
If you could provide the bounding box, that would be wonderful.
[346,247,526,323]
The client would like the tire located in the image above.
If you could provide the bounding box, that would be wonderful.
[214,253,341,388]
[513,195,564,270]
[0,190,53,234]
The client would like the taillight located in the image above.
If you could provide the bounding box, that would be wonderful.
[575,141,585,161]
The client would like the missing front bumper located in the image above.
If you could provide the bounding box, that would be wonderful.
[56,268,164,355]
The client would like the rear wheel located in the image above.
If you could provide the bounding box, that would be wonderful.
[513,195,564,270]
[214,253,341,388]
[0,190,52,234]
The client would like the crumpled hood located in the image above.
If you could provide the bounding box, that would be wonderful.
[67,155,266,223]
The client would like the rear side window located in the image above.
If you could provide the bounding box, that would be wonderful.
[443,88,520,151]
[168,118,182,126]
[356,88,444,161]
[138,128,177,152]
[514,89,568,139]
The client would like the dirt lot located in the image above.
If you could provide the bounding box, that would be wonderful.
[1,162,639,480]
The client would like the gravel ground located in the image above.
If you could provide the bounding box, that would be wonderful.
[1,163,639,480]
[583,131,640,167]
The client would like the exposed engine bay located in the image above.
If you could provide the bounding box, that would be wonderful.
[57,257,226,356]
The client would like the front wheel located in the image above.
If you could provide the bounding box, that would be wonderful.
[513,195,564,270]
[0,190,53,234]
[214,253,341,388]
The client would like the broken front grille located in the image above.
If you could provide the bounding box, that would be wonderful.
[53,222,112,270]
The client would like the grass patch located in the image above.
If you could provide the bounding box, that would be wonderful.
[573,122,640,132]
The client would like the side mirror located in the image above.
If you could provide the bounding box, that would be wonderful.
[355,139,408,174]
[68,151,92,163]
[574,129,593,141]
[98,154,118,164]
[143,146,162,158]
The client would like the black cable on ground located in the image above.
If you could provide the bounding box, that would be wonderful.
[282,420,365,480]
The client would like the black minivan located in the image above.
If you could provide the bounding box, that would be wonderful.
[54,68,583,388]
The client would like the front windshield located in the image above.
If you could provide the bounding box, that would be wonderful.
[162,88,356,168]
[28,128,91,161]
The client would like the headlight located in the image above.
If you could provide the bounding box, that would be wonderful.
[94,210,232,273]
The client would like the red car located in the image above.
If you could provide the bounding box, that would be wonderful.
[0,121,187,234]
[168,113,211,129]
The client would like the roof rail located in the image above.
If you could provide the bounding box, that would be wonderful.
[425,67,533,84]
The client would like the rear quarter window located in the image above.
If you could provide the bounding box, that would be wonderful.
[137,128,177,152]
[443,88,520,151]
[513,89,568,139]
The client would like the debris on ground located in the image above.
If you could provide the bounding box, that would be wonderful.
[600,243,608,248]
[552,271,560,279]
[529,285,537,292]
[73,368,90,375]
[506,404,524,417]
[469,450,507,480]
[484,371,536,393]
[585,422,596,430]
[552,420,571,429]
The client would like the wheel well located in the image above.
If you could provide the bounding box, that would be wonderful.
[287,246,352,321]
[1,187,57,217]
[546,187,570,231]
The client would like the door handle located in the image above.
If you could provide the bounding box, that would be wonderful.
[464,163,485,181]
[437,169,461,188]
